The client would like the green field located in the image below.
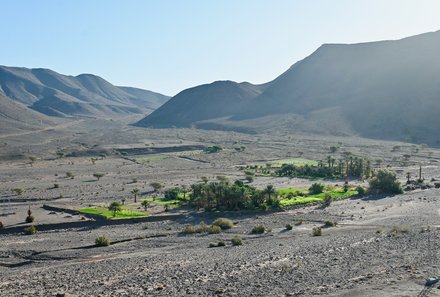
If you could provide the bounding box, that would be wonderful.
[277,187,359,207]
[252,158,318,168]
[80,207,148,219]
[133,155,169,164]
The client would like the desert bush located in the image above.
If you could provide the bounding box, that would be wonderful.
[208,225,222,234]
[295,217,304,225]
[12,188,24,195]
[0,221,3,229]
[65,172,74,179]
[182,225,196,234]
[208,242,217,248]
[309,183,325,194]
[312,226,322,236]
[369,169,403,194]
[324,220,337,227]
[251,224,265,234]
[322,193,332,207]
[196,221,210,233]
[93,173,105,181]
[231,235,243,246]
[95,236,110,246]
[24,225,37,235]
[212,218,234,230]
[25,215,35,223]
[217,240,226,247]
[285,224,293,230]
[53,183,59,189]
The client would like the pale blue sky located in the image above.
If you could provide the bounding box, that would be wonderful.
[1,0,440,96]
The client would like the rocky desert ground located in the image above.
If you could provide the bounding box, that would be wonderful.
[1,116,440,297]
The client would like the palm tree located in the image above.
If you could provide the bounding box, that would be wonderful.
[108,201,122,217]
[141,200,150,210]
[263,185,275,202]
[131,188,140,203]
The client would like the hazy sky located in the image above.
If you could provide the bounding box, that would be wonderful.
[1,0,440,96]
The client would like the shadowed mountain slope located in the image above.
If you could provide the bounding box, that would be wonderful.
[138,30,440,145]
[0,66,169,117]
[0,93,56,134]
[135,81,268,128]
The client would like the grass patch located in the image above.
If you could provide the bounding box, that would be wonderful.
[133,155,169,164]
[252,158,318,168]
[278,187,358,207]
[80,207,148,219]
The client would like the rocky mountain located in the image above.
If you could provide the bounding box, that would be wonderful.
[0,93,56,135]
[138,30,440,145]
[135,80,268,128]
[0,66,169,117]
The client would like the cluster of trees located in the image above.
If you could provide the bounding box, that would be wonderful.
[188,180,279,211]
[276,156,372,179]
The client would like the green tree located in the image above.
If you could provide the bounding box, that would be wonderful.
[141,200,150,210]
[369,169,403,194]
[131,188,140,203]
[108,201,123,217]
[93,173,105,181]
[308,183,325,195]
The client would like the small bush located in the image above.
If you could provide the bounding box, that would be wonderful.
[231,235,243,246]
[322,194,332,207]
[312,226,322,236]
[208,225,222,234]
[95,236,110,246]
[25,215,35,223]
[217,240,226,247]
[24,225,37,235]
[324,220,337,227]
[182,225,196,234]
[212,218,234,230]
[356,186,366,195]
[309,183,325,194]
[285,224,293,230]
[295,217,304,225]
[196,221,210,233]
[53,183,59,189]
[0,221,3,229]
[208,242,217,248]
[251,224,265,234]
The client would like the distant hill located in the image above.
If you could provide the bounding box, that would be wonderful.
[0,66,169,117]
[138,30,440,145]
[135,81,268,128]
[0,93,56,135]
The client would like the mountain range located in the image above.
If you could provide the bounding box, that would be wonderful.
[0,66,169,118]
[137,30,440,145]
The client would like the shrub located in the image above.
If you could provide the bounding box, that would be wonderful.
[324,220,337,227]
[65,172,74,179]
[309,183,325,194]
[285,224,293,230]
[93,173,105,181]
[24,225,37,235]
[231,235,243,246]
[208,225,222,234]
[251,224,265,234]
[356,186,366,195]
[369,169,403,194]
[196,221,210,233]
[95,236,110,246]
[312,226,322,236]
[212,218,234,230]
[322,193,332,207]
[217,240,226,247]
[182,225,196,234]
[26,215,35,223]
[209,242,217,248]
[295,217,304,225]
[0,221,3,229]
[343,181,349,193]
[53,183,59,189]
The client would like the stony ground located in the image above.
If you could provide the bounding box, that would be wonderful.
[1,117,440,296]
